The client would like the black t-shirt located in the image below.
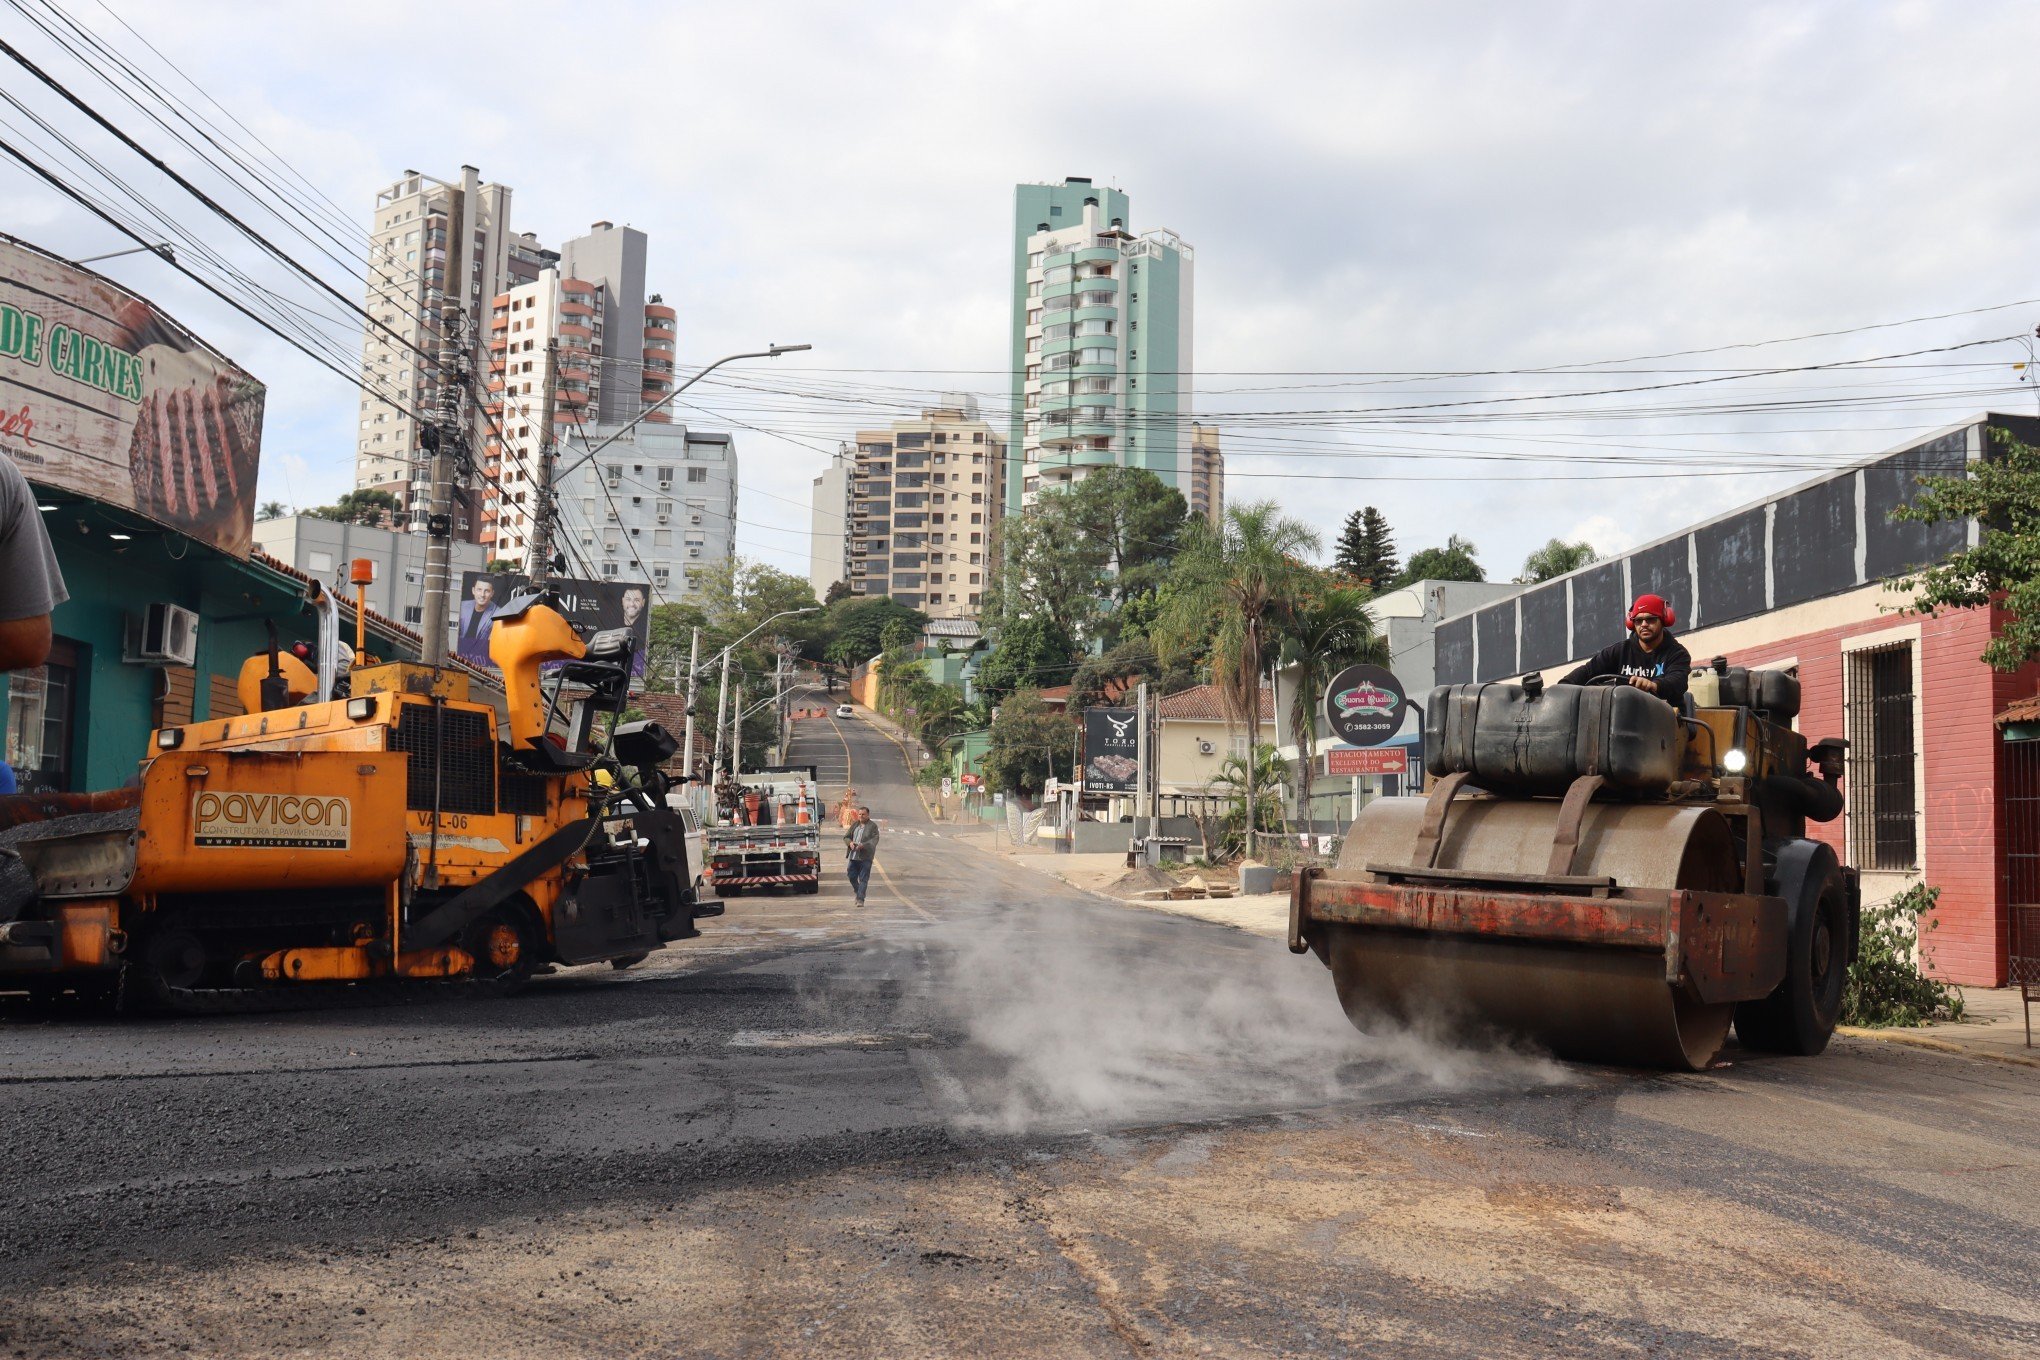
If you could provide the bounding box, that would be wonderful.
[1561,634,1692,707]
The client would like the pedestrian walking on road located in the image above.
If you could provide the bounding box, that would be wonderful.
[844,806,880,907]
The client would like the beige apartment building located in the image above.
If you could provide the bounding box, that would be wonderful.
[843,398,1004,619]
[354,167,548,536]
[1189,423,1224,524]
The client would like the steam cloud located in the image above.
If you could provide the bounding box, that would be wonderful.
[896,901,1568,1135]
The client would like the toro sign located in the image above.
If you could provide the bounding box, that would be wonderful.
[1322,663,1410,748]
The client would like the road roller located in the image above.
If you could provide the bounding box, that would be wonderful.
[0,582,721,1011]
[1291,664,1859,1070]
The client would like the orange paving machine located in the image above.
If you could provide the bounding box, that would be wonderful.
[0,583,720,1010]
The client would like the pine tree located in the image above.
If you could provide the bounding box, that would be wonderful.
[1334,506,1399,589]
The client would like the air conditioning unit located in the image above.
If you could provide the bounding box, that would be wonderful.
[657,513,669,524]
[1197,739,1215,755]
[124,602,199,667]
[688,547,701,557]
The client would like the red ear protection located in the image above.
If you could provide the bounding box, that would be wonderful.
[1627,593,1676,629]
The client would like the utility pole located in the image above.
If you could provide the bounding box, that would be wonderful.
[731,666,744,778]
[418,301,466,665]
[773,647,786,764]
[526,337,559,584]
[682,625,700,780]
[1135,679,1150,854]
[711,646,732,789]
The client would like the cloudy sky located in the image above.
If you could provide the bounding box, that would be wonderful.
[6,0,2039,582]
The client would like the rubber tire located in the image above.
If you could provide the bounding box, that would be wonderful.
[1736,852,1848,1055]
[802,880,820,896]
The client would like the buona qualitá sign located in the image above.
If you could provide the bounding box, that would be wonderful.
[1322,663,1411,748]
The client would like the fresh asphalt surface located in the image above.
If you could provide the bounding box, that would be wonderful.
[1,684,2035,1357]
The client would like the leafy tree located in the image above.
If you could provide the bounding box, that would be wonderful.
[257,499,288,521]
[1154,500,1321,857]
[1395,533,1485,587]
[974,614,1076,704]
[819,594,925,669]
[304,488,399,526]
[823,579,855,604]
[879,616,918,654]
[1518,537,1599,583]
[691,557,821,648]
[1068,467,1189,634]
[1066,635,1196,714]
[989,468,1188,648]
[1895,432,2040,670]
[982,687,1074,797]
[1333,506,1399,590]
[486,557,521,573]
[1277,580,1383,823]
[644,601,711,692]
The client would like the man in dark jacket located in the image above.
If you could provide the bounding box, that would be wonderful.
[1561,593,1691,707]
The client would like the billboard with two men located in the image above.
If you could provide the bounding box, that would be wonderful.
[456,571,653,678]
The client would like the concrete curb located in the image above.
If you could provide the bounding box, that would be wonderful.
[1834,1025,2039,1070]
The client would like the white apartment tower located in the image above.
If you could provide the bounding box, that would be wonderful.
[355,167,525,534]
[554,423,738,601]
[809,443,853,601]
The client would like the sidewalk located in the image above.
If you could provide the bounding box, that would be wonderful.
[1839,986,2037,1069]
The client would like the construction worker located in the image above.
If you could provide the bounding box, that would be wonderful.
[844,806,879,907]
[1562,592,1691,707]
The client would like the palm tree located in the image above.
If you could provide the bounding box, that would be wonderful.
[257,499,288,521]
[1212,744,1289,856]
[1277,581,1383,828]
[1157,500,1320,857]
[1519,537,1599,583]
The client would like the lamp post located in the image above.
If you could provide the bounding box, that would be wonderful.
[549,343,813,486]
[74,242,176,266]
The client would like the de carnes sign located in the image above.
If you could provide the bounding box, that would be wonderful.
[1321,663,1410,748]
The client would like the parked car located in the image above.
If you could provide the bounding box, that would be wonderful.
[835,704,855,719]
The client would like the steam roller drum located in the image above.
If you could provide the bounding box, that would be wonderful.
[1325,796,1742,1070]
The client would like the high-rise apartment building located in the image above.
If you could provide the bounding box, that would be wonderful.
[1188,423,1224,525]
[845,399,1003,619]
[480,222,680,563]
[1007,177,1194,514]
[355,167,525,534]
[554,422,737,601]
[809,443,853,601]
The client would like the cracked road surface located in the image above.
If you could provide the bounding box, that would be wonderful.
[1,689,2035,1357]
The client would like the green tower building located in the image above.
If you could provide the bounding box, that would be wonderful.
[1007,178,1195,515]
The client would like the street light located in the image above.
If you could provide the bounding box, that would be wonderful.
[74,242,176,266]
[554,343,813,484]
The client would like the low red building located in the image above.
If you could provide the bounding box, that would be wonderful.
[1436,413,2040,985]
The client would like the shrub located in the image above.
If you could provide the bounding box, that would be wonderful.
[1841,883,1966,1028]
